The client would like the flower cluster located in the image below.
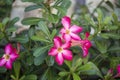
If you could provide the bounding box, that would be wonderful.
[0,44,19,69]
[48,16,92,65]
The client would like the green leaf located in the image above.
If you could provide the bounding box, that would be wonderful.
[9,17,19,26]
[31,36,50,43]
[64,60,72,69]
[54,6,66,16]
[95,41,107,53]
[26,56,34,65]
[13,61,21,79]
[15,36,29,43]
[22,17,44,25]
[2,17,10,26]
[100,33,120,39]
[22,0,44,3]
[108,46,120,52]
[104,17,111,24]
[97,9,103,22]
[38,21,51,40]
[34,52,47,66]
[47,13,56,23]
[33,45,51,57]
[28,27,35,37]
[25,5,43,12]
[0,67,7,73]
[72,73,81,80]
[112,13,118,24]
[77,62,103,78]
[41,68,49,80]
[46,56,54,66]
[23,74,37,80]
[50,29,57,39]
[59,71,69,77]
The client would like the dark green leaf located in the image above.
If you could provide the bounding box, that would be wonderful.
[100,33,120,39]
[23,74,37,80]
[34,52,47,66]
[22,17,44,25]
[0,67,7,73]
[105,1,114,9]
[25,5,43,12]
[33,45,51,57]
[22,0,44,3]
[13,61,21,79]
[59,71,69,77]
[50,29,57,39]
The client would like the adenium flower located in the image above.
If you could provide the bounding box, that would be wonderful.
[0,44,19,69]
[48,36,72,65]
[60,16,83,42]
[114,64,120,78]
[71,32,92,57]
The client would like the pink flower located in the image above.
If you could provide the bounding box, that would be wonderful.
[71,32,92,57]
[60,16,83,42]
[0,44,19,69]
[117,64,120,74]
[48,36,73,65]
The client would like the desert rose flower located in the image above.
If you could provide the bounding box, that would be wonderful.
[71,32,92,57]
[60,16,82,42]
[48,36,72,65]
[0,44,19,69]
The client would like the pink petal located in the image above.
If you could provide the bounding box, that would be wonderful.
[82,47,88,57]
[5,44,13,54]
[117,64,120,73]
[10,53,19,61]
[62,16,71,29]
[60,28,65,34]
[85,32,90,38]
[55,53,64,65]
[62,50,72,60]
[70,33,81,40]
[70,25,83,33]
[48,47,57,56]
[0,58,6,66]
[62,41,71,49]
[84,40,92,49]
[54,36,62,48]
[5,59,13,69]
[63,34,71,42]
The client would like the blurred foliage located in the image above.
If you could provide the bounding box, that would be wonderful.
[0,0,120,80]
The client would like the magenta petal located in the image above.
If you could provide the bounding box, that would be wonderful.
[82,47,88,57]
[54,36,62,48]
[10,53,19,61]
[55,53,64,65]
[5,59,12,69]
[62,16,71,29]
[48,47,57,56]
[84,40,92,49]
[117,64,120,73]
[70,33,81,40]
[70,25,83,33]
[60,28,65,34]
[63,34,71,42]
[62,42,71,49]
[62,50,72,60]
[0,58,6,66]
[5,44,12,54]
[85,32,90,38]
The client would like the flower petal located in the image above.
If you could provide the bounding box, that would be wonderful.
[85,32,90,38]
[5,59,12,69]
[117,64,120,73]
[10,53,19,61]
[48,47,57,56]
[70,25,83,33]
[54,36,62,48]
[62,42,71,49]
[62,50,72,60]
[55,53,64,65]
[62,16,71,29]
[82,47,88,57]
[5,44,12,54]
[63,34,71,42]
[0,58,6,66]
[60,28,66,34]
[84,40,92,49]
[70,33,81,40]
